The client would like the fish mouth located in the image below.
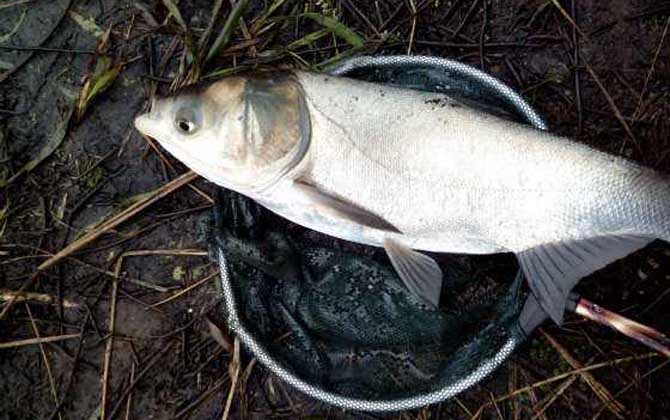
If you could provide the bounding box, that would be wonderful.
[134,97,159,137]
[134,113,156,137]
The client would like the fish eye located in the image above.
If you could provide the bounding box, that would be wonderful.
[174,107,200,135]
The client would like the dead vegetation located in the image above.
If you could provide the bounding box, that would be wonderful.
[1,0,670,419]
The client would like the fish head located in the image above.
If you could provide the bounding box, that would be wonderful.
[134,72,310,193]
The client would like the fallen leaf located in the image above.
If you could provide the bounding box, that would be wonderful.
[205,316,233,352]
[75,58,121,121]
[75,27,121,122]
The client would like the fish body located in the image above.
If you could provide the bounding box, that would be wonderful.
[135,70,670,326]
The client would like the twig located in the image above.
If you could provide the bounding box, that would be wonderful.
[455,397,474,418]
[0,333,81,349]
[548,0,640,152]
[541,330,626,418]
[531,374,579,420]
[477,353,657,414]
[150,271,219,308]
[25,304,63,420]
[452,0,481,38]
[66,256,174,293]
[0,45,95,54]
[406,0,417,55]
[174,376,229,419]
[0,0,35,10]
[222,337,241,420]
[508,362,521,420]
[633,15,670,121]
[38,171,198,271]
[112,248,208,281]
[0,288,78,308]
[570,0,583,135]
[124,362,136,420]
[46,312,90,420]
[343,0,381,38]
[106,341,177,420]
[100,278,119,420]
[479,0,488,71]
[490,391,504,420]
[549,0,586,37]
[591,359,670,420]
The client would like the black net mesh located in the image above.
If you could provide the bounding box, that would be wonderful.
[205,56,543,409]
[208,192,526,400]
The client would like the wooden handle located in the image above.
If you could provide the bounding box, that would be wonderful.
[574,297,670,357]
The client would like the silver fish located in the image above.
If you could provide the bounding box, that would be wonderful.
[134,71,670,326]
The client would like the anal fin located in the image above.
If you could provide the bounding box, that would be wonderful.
[383,238,443,307]
[518,235,653,325]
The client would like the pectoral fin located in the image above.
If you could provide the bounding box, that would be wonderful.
[293,180,401,233]
[518,235,653,326]
[383,238,443,307]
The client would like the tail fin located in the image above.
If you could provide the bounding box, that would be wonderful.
[517,235,654,325]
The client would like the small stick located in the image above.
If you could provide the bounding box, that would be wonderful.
[484,353,657,410]
[124,362,136,420]
[150,271,219,307]
[453,0,482,38]
[633,15,670,121]
[106,342,176,420]
[0,45,95,54]
[0,333,80,349]
[0,288,78,308]
[541,330,626,417]
[222,338,241,420]
[100,278,119,420]
[0,0,35,9]
[574,297,670,357]
[584,62,640,153]
[38,171,198,271]
[406,0,417,55]
[479,0,488,71]
[530,374,579,420]
[0,271,40,320]
[25,304,63,420]
[570,0,583,135]
[548,0,640,152]
[174,376,229,419]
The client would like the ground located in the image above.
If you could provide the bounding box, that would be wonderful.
[1,0,670,419]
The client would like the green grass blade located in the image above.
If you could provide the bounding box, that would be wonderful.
[301,12,364,48]
[206,0,252,64]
